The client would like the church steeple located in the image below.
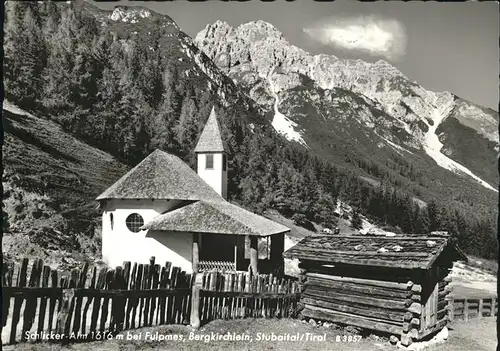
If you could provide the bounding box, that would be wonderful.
[194,107,226,153]
[194,107,228,199]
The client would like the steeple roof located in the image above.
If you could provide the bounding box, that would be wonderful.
[96,149,223,201]
[194,107,226,153]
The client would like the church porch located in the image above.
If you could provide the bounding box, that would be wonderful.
[194,232,285,275]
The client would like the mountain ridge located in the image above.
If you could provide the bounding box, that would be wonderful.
[195,19,498,192]
[198,19,499,112]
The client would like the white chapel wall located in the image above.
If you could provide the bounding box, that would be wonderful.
[146,230,193,273]
[101,199,192,271]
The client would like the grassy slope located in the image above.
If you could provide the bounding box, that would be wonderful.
[2,101,129,269]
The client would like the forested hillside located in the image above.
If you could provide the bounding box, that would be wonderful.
[2,1,497,260]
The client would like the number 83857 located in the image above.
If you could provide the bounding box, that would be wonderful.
[335,335,362,342]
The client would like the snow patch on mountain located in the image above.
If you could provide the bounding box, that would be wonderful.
[334,201,397,237]
[271,92,307,147]
[268,81,307,147]
[109,7,151,23]
[422,97,497,192]
[382,136,414,155]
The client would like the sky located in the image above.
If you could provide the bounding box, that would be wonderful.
[92,0,499,111]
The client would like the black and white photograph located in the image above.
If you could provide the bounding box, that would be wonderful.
[1,0,498,350]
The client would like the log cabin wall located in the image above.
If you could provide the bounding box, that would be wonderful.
[301,263,420,283]
[297,260,425,346]
[284,234,467,347]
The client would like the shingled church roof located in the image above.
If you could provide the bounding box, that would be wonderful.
[142,200,290,237]
[96,149,223,201]
[194,107,226,153]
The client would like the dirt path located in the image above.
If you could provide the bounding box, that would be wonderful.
[3,317,496,351]
[432,318,497,351]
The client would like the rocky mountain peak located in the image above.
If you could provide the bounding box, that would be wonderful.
[195,20,412,89]
[200,20,233,38]
[196,20,415,102]
[235,20,284,41]
[108,6,152,23]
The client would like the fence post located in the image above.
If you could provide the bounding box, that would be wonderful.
[190,273,203,329]
[56,287,75,344]
[192,235,200,274]
[448,296,454,322]
[249,236,259,275]
[464,299,468,322]
[478,299,483,319]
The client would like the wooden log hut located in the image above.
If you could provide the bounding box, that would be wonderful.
[283,233,467,346]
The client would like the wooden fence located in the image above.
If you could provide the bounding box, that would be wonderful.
[1,257,299,345]
[1,257,192,345]
[198,270,300,321]
[448,296,498,321]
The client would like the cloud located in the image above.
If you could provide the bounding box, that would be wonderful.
[303,15,407,61]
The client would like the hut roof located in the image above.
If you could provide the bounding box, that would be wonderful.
[96,149,223,201]
[283,234,467,269]
[194,107,226,153]
[142,200,290,237]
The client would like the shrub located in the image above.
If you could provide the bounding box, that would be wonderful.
[351,211,363,229]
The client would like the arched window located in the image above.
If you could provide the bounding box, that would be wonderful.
[126,213,144,233]
[110,213,114,230]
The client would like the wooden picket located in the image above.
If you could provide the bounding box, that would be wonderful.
[1,257,192,345]
[2,258,299,345]
[198,270,300,322]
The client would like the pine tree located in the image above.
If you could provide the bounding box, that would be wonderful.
[349,181,363,210]
[175,94,199,156]
[239,177,266,214]
[427,200,441,232]
[7,5,47,106]
[414,207,430,234]
[291,213,308,227]
[147,96,177,153]
[94,65,121,150]
[367,188,384,219]
[303,167,320,219]
[399,195,415,233]
[4,1,23,99]
[259,157,279,210]
[274,162,294,214]
[351,211,363,230]
[314,190,338,228]
[42,6,79,113]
